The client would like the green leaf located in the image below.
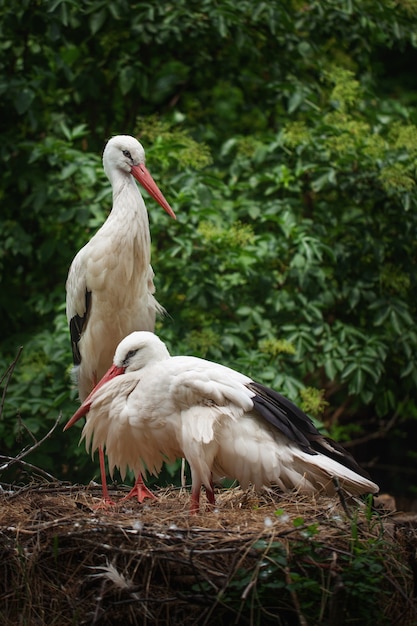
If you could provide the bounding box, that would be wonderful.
[13,88,35,114]
[89,8,107,34]
[119,66,136,96]
[288,90,304,114]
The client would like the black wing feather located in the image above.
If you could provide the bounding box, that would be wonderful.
[69,289,91,365]
[247,381,372,479]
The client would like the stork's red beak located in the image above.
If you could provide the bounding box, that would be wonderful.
[64,363,126,431]
[131,163,176,219]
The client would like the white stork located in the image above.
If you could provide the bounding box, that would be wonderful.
[64,331,379,514]
[65,136,176,505]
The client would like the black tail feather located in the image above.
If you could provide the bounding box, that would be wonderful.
[247,381,372,480]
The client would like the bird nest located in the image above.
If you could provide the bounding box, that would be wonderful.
[0,481,416,626]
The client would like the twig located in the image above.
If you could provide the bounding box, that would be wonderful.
[343,400,406,449]
[284,564,309,626]
[384,570,417,623]
[332,477,352,520]
[328,575,346,625]
[0,346,23,419]
[17,414,38,445]
[0,456,58,482]
[91,579,106,625]
[328,397,351,425]
[181,458,186,489]
[0,412,62,473]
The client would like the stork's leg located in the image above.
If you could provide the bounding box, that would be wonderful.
[190,485,201,515]
[93,446,116,508]
[90,373,115,508]
[190,475,215,514]
[120,473,157,503]
[205,478,216,509]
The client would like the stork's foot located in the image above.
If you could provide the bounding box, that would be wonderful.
[93,495,117,509]
[190,498,200,515]
[190,481,215,514]
[120,482,157,503]
[120,473,157,503]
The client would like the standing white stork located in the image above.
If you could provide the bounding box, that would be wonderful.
[65,331,379,514]
[66,136,176,505]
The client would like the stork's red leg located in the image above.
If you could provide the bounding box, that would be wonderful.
[190,477,215,514]
[92,446,116,508]
[120,473,157,503]
[90,374,116,508]
[190,484,201,514]
[205,478,215,509]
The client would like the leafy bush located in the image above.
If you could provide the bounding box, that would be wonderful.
[1,0,417,500]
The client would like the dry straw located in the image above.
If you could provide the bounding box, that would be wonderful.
[0,481,416,625]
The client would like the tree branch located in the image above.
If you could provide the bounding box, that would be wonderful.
[0,346,23,419]
[0,412,62,473]
[342,407,403,449]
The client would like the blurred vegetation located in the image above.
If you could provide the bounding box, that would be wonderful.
[0,0,417,501]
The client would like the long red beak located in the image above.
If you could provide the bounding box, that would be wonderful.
[131,163,176,219]
[63,364,126,431]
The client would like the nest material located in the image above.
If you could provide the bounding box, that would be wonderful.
[0,481,416,626]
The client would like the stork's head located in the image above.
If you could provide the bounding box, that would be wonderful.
[64,331,170,431]
[103,135,145,178]
[102,135,176,218]
[114,331,171,373]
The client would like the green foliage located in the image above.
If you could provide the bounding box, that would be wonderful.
[0,0,417,500]
[299,387,329,420]
[193,507,402,625]
[137,115,213,171]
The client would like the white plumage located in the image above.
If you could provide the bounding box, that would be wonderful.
[65,136,175,503]
[65,331,379,513]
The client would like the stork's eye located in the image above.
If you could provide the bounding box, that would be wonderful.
[122,150,132,160]
[123,349,138,364]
